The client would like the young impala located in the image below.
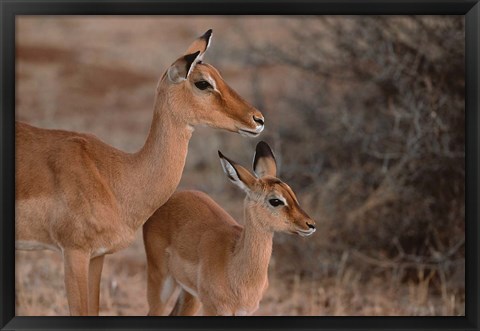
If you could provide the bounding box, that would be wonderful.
[15,29,264,316]
[143,141,316,316]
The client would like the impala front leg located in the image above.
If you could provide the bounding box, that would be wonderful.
[201,304,218,316]
[88,254,105,315]
[201,302,232,316]
[169,289,201,316]
[147,273,178,316]
[64,249,90,316]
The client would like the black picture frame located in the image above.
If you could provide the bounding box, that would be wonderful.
[1,1,479,330]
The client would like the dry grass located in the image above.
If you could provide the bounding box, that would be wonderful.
[15,16,464,316]
[15,235,464,316]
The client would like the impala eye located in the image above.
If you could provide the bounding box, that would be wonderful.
[269,198,284,207]
[194,80,212,90]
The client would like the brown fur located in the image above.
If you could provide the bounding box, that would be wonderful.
[143,143,315,316]
[15,30,264,316]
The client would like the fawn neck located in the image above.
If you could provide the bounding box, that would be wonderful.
[119,88,193,230]
[229,201,274,289]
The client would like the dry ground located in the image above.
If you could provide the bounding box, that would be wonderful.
[16,236,460,316]
[15,17,464,316]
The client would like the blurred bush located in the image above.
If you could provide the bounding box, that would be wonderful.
[221,16,465,292]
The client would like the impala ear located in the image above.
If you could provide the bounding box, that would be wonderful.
[168,30,212,83]
[253,141,277,178]
[167,51,201,83]
[185,29,212,60]
[218,151,256,193]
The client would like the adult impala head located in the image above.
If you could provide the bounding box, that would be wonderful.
[157,29,264,137]
[218,141,316,236]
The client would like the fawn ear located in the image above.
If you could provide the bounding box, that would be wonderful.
[167,51,201,83]
[219,151,256,193]
[253,141,277,178]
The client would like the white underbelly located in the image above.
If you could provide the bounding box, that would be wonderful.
[92,247,110,258]
[15,240,60,252]
[168,249,200,298]
[177,280,199,298]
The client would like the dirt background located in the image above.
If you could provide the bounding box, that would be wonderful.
[15,16,465,316]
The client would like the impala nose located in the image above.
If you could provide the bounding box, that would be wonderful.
[253,116,264,126]
[306,222,316,230]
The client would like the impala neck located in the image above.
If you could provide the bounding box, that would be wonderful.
[229,202,273,288]
[119,88,193,230]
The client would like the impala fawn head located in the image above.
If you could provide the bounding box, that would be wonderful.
[218,141,316,236]
[157,29,264,136]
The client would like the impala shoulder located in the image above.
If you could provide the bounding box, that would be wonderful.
[66,135,90,149]
[64,134,117,163]
[15,121,33,134]
[174,190,223,211]
[54,136,98,167]
[178,189,212,201]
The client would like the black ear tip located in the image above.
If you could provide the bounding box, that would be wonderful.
[218,150,224,158]
[184,50,201,62]
[183,51,200,67]
[256,141,274,157]
[256,141,269,149]
[202,29,213,40]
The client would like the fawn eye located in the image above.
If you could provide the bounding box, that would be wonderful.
[269,198,284,207]
[194,80,212,90]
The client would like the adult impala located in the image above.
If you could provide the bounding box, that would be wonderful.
[15,29,264,316]
[143,141,315,316]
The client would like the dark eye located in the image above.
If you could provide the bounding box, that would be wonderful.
[269,198,284,207]
[194,80,212,90]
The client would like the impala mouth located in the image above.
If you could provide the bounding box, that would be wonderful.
[238,123,264,137]
[295,228,316,237]
[238,129,261,137]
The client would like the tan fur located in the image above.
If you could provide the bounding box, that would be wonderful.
[143,143,315,316]
[15,30,264,316]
